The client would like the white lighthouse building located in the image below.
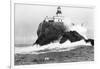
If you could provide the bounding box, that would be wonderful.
[44,6,64,22]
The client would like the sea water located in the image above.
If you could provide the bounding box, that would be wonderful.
[15,40,91,54]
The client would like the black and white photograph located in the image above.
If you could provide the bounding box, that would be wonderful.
[14,3,94,66]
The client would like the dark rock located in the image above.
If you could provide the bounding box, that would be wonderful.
[85,39,94,46]
[34,21,67,46]
[33,21,89,46]
[60,31,85,44]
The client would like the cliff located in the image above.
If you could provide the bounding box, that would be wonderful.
[34,21,67,45]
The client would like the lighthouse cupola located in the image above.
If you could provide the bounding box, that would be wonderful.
[56,6,62,16]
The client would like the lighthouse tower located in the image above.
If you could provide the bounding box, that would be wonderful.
[54,6,64,22]
[44,6,64,22]
[56,6,62,16]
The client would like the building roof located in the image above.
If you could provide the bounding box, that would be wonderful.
[57,6,61,9]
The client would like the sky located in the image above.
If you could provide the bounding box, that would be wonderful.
[14,3,94,44]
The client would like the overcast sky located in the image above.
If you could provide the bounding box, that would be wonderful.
[15,3,94,44]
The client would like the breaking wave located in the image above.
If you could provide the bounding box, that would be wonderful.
[15,39,91,54]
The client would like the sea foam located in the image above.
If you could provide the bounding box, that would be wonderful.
[15,39,91,54]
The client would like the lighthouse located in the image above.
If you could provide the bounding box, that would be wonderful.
[54,6,64,22]
[44,6,64,22]
[56,6,62,16]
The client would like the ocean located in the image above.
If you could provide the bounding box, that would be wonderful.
[15,40,91,54]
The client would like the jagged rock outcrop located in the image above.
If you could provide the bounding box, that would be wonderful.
[84,39,94,46]
[34,21,67,46]
[59,31,85,44]
[33,20,88,46]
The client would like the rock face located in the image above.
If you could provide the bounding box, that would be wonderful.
[85,39,94,46]
[59,31,85,44]
[33,20,87,46]
[34,21,67,46]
